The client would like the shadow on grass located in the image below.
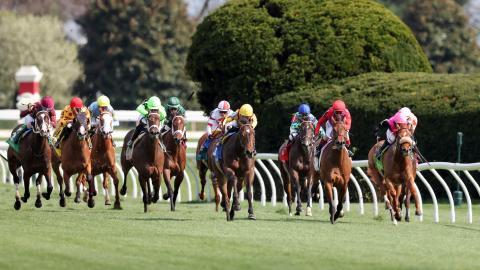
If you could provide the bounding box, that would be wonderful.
[126,217,193,222]
[443,224,480,232]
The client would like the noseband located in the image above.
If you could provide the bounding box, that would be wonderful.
[238,124,255,158]
[396,127,415,159]
[33,111,51,137]
[147,112,160,137]
[97,112,113,138]
[171,115,186,139]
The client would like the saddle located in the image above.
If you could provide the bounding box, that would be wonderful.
[374,142,391,176]
[314,140,332,172]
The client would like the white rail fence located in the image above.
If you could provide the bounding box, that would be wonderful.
[0,145,479,224]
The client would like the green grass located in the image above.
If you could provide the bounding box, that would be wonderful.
[0,183,479,270]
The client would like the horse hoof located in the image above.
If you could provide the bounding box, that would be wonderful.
[35,199,42,208]
[234,204,241,211]
[230,211,235,221]
[21,196,28,203]
[393,219,398,226]
[88,199,95,208]
[105,200,111,206]
[248,213,256,220]
[339,210,345,218]
[162,193,169,200]
[59,198,66,208]
[199,193,205,201]
[295,211,301,216]
[65,191,72,197]
[289,212,292,217]
[74,197,81,203]
[330,216,335,224]
[83,194,88,203]
[306,207,312,217]
[113,201,122,210]
[152,195,160,203]
[405,216,410,222]
[415,211,422,216]
[395,215,402,222]
[14,201,21,210]
[93,191,97,197]
[120,187,127,196]
[42,192,51,200]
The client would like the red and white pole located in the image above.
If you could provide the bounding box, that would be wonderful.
[15,66,43,110]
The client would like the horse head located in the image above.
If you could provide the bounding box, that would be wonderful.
[147,111,161,138]
[171,115,186,144]
[98,112,113,138]
[74,112,89,140]
[298,120,314,152]
[34,111,51,137]
[239,123,256,159]
[331,115,347,150]
[396,123,414,159]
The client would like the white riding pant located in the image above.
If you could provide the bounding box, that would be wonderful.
[387,129,395,144]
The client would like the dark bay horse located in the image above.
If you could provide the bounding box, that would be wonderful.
[7,111,54,210]
[52,112,95,208]
[120,112,170,213]
[278,121,315,216]
[90,112,121,209]
[367,123,420,224]
[316,116,352,224]
[212,123,256,221]
[196,132,222,211]
[161,115,187,209]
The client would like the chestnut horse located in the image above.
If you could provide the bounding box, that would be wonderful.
[367,123,420,224]
[120,112,171,213]
[7,111,54,210]
[316,115,352,224]
[52,112,95,208]
[212,122,256,221]
[90,111,121,209]
[161,115,187,208]
[196,132,222,211]
[278,121,315,216]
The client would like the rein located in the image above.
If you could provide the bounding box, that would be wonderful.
[171,115,186,138]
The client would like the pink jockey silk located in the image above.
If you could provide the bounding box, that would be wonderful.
[387,111,408,133]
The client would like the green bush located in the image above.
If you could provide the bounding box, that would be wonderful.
[0,11,81,108]
[258,72,480,162]
[186,0,432,111]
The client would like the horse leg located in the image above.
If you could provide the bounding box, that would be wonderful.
[139,175,149,213]
[325,181,336,224]
[306,175,313,217]
[198,164,207,201]
[246,171,256,220]
[233,178,243,212]
[41,167,53,200]
[74,174,82,203]
[172,171,185,207]
[393,184,402,222]
[61,172,72,207]
[218,176,230,221]
[406,177,422,217]
[404,187,411,222]
[212,172,222,212]
[280,163,292,216]
[334,182,347,221]
[21,170,32,203]
[34,174,44,208]
[290,170,302,215]
[108,167,122,210]
[9,161,22,210]
[384,180,397,225]
[162,171,175,212]
[103,172,111,206]
[227,174,237,221]
[120,162,132,196]
[151,174,161,206]
[162,168,172,202]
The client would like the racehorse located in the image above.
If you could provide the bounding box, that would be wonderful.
[90,111,121,209]
[367,122,420,224]
[278,121,315,216]
[196,132,222,211]
[212,121,256,221]
[161,115,187,209]
[52,112,95,208]
[7,111,54,210]
[317,114,352,224]
[120,112,170,213]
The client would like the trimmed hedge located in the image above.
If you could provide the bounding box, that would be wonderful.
[258,72,480,162]
[186,0,432,111]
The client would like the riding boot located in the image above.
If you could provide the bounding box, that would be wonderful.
[55,128,67,148]
[11,125,27,144]
[127,123,145,148]
[376,141,390,160]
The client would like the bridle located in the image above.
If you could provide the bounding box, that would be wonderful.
[32,110,51,137]
[97,111,113,138]
[74,112,89,141]
[396,127,415,159]
[147,112,160,137]
[171,115,186,142]
[238,123,255,159]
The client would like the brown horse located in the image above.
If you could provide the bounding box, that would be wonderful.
[367,123,420,224]
[196,132,222,211]
[212,123,256,221]
[7,111,54,210]
[317,115,352,224]
[90,111,121,209]
[161,115,187,208]
[120,112,170,213]
[278,121,315,216]
[52,112,95,208]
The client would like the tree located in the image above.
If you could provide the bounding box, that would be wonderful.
[403,0,480,73]
[74,0,196,109]
[186,0,431,112]
[0,11,81,108]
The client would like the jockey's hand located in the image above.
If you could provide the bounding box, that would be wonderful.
[288,134,295,141]
[26,122,33,129]
[67,122,73,128]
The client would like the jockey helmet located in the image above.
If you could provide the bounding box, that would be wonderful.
[70,97,83,109]
[393,111,408,124]
[167,97,181,109]
[332,100,346,112]
[40,96,54,110]
[217,100,230,112]
[239,104,254,117]
[298,104,310,115]
[399,107,411,114]
[97,95,110,107]
[146,96,161,110]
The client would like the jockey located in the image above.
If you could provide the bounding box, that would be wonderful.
[375,110,409,159]
[88,95,115,133]
[54,97,91,148]
[224,104,258,132]
[398,107,418,134]
[7,96,56,151]
[126,96,166,149]
[196,100,234,160]
[162,96,186,132]
[288,103,317,142]
[314,100,353,157]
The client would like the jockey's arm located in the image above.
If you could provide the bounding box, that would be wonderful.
[159,106,167,124]
[49,110,57,128]
[251,114,258,129]
[344,109,352,130]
